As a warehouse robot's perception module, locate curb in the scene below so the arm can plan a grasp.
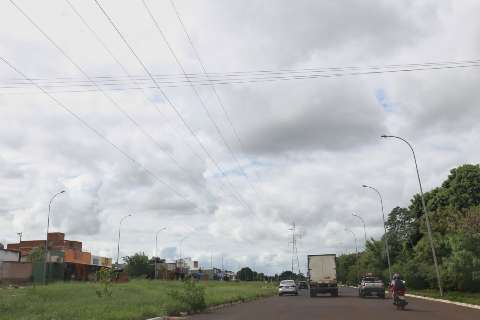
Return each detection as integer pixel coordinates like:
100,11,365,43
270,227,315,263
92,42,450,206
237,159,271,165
406,294,480,310
344,285,480,310
146,297,271,320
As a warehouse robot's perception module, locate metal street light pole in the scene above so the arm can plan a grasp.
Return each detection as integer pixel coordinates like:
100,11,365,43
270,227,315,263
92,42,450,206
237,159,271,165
352,213,367,245
154,227,167,279
362,185,392,281
345,228,359,284
381,134,443,296
178,235,189,276
116,214,132,266
17,232,22,262
44,190,66,285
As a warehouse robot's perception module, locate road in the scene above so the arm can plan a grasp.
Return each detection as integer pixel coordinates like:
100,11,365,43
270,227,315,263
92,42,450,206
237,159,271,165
189,287,480,320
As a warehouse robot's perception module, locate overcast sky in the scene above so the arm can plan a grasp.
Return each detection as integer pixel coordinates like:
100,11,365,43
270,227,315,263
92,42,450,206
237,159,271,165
1,0,479,275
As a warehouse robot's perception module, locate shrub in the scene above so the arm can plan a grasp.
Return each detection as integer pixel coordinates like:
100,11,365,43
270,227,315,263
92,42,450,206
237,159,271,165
95,268,115,298
170,280,206,314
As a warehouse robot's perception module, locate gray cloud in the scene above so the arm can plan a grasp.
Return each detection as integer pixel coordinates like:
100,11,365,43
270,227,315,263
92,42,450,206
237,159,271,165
0,0,478,275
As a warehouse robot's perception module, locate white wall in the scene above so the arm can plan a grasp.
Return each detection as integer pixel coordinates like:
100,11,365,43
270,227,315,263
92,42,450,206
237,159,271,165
0,249,19,262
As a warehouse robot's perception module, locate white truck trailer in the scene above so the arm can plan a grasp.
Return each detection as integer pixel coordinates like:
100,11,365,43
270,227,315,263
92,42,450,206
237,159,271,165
308,254,338,297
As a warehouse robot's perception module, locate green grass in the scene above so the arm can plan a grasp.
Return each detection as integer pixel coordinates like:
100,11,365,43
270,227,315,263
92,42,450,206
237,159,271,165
409,289,480,306
0,280,277,320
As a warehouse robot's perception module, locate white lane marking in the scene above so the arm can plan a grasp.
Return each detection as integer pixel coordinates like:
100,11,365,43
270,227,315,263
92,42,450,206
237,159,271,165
407,294,480,310
344,285,480,310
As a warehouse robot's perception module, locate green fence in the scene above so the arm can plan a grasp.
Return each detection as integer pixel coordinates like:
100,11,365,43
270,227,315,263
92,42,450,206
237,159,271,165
32,262,64,283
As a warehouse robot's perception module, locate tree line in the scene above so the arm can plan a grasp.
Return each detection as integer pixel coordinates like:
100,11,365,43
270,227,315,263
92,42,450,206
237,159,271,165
337,164,480,292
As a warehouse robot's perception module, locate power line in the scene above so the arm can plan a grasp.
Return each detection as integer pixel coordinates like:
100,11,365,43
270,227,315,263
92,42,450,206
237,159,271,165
9,0,203,195
3,56,480,83
142,0,256,191
3,57,480,85
167,0,257,180
3,59,479,94
63,0,212,192
93,0,255,214
0,55,195,207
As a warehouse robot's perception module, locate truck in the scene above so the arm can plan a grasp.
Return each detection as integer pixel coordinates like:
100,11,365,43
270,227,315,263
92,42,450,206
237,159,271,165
308,254,338,297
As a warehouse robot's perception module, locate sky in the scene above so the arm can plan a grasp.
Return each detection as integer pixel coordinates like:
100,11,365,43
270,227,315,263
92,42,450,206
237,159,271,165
1,0,480,276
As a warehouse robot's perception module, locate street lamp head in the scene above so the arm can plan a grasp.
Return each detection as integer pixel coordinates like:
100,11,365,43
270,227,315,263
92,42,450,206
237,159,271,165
361,184,368,188
380,134,388,138
60,190,66,194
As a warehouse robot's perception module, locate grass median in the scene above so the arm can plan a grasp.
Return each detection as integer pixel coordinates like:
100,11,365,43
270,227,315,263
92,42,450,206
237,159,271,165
0,280,277,320
409,289,480,306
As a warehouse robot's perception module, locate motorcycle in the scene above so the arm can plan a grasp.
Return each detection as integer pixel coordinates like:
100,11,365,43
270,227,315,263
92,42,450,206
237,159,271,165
392,289,408,310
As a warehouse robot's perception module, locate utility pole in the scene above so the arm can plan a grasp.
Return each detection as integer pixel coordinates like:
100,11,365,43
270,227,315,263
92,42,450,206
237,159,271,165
17,232,22,262
345,228,359,284
221,254,224,281
352,213,367,245
289,222,296,275
116,214,132,266
362,185,392,281
381,134,443,296
44,190,66,285
154,227,166,279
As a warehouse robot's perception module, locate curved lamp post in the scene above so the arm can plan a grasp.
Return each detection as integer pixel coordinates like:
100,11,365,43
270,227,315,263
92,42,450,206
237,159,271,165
178,235,190,275
362,185,392,281
116,214,132,265
381,134,443,296
44,190,66,285
345,228,359,284
352,213,367,245
154,227,167,279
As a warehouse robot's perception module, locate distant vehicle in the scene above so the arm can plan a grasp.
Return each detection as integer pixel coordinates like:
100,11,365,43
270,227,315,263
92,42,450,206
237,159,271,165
278,279,298,296
308,254,338,297
297,281,308,290
358,275,385,298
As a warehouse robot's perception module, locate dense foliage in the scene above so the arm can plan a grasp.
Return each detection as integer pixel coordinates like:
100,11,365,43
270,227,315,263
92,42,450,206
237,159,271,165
236,267,269,281
337,164,480,292
124,252,154,278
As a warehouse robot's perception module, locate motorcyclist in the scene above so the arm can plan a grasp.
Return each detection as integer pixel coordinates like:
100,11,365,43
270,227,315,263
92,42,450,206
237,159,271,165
390,273,406,301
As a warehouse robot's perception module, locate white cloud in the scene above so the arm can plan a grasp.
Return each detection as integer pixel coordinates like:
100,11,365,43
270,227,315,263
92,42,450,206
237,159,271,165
0,0,479,275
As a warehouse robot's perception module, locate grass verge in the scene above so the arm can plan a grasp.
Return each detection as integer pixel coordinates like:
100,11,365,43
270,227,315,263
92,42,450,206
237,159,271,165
0,280,277,320
409,289,480,306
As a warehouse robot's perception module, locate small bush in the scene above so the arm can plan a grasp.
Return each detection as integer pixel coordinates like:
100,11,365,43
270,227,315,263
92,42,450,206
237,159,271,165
170,280,206,314
95,268,114,298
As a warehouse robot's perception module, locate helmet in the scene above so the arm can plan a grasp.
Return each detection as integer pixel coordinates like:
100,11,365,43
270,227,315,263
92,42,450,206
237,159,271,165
393,273,401,280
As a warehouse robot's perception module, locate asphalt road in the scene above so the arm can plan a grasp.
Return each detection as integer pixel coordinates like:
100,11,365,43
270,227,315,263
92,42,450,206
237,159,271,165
189,287,480,320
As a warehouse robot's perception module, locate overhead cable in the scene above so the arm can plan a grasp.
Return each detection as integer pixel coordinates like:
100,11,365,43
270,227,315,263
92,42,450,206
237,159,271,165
93,0,255,214
0,55,195,207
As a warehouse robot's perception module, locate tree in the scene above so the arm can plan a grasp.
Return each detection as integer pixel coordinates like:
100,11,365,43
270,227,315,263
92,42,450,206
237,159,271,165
27,247,46,263
124,252,153,278
236,267,254,281
278,271,296,281
345,164,480,292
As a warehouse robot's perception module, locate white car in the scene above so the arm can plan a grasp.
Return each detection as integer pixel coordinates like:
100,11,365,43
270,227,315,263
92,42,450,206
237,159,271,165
278,280,298,296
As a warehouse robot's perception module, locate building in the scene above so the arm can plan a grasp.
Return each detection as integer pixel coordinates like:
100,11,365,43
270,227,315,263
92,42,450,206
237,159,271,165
7,232,111,282
0,248,19,262
183,257,199,272
0,249,32,284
